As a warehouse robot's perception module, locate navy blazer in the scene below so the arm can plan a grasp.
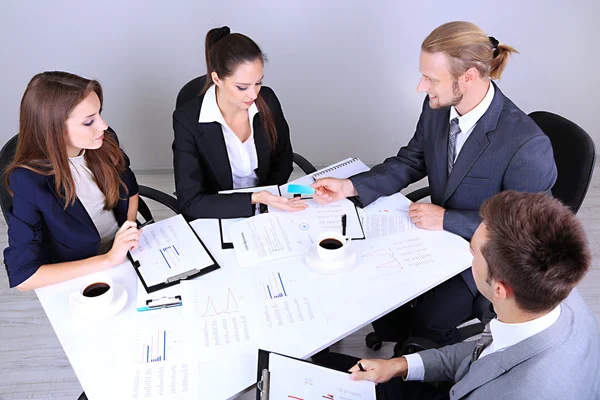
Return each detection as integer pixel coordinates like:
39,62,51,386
172,86,293,220
350,83,557,294
3,136,139,288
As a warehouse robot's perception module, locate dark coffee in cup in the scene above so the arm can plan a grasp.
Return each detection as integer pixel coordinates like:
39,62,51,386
83,282,111,297
319,238,343,250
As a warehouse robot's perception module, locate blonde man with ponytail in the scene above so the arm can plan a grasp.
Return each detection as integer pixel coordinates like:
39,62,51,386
312,22,557,350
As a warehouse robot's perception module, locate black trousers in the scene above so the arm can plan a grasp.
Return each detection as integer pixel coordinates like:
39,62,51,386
311,352,449,400
373,275,476,347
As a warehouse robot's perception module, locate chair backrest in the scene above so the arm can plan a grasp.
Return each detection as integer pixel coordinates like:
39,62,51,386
529,111,596,214
175,75,207,110
0,134,19,224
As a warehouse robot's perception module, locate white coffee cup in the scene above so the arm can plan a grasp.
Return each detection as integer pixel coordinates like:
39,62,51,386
316,231,351,262
69,276,114,311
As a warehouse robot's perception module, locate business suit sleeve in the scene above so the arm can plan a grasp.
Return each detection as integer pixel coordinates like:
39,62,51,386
417,341,476,383
3,170,49,288
172,109,254,220
502,134,557,194
350,100,429,207
443,134,557,240
264,88,293,185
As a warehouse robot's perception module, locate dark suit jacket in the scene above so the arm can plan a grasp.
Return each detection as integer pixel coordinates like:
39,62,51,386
350,83,557,294
3,133,138,288
172,86,293,220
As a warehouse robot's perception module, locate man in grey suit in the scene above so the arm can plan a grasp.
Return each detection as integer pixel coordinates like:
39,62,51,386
337,191,599,399
312,21,557,347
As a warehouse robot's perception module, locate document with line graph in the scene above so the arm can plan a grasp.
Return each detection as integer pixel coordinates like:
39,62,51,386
179,278,259,360
129,214,220,292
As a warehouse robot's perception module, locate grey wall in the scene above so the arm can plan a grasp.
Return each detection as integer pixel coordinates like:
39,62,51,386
1,0,598,170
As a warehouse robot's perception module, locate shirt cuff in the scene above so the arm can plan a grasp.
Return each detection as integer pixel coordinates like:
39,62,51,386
403,353,425,381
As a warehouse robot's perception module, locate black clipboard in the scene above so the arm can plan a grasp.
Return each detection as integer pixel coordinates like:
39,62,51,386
256,349,362,400
128,216,220,294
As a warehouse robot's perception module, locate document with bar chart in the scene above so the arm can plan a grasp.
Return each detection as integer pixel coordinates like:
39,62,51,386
267,352,375,400
251,267,326,342
116,324,199,399
130,214,218,289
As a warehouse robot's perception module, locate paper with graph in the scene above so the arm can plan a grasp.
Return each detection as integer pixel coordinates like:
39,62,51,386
251,267,326,331
268,353,376,400
353,230,472,283
179,279,259,361
116,323,199,399
130,214,215,287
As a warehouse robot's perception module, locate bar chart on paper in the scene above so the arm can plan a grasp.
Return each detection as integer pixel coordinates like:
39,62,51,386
118,324,197,400
159,245,181,269
137,327,181,364
262,271,289,300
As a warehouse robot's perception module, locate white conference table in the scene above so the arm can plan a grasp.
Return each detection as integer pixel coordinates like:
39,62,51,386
35,212,472,399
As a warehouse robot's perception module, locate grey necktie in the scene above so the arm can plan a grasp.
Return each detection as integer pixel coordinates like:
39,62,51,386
471,322,493,362
447,117,461,175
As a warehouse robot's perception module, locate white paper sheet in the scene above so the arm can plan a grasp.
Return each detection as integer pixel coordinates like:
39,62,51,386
353,230,472,283
270,199,364,239
268,353,376,400
116,323,199,400
218,185,280,196
364,191,413,212
179,279,258,360
359,210,417,238
229,213,318,267
130,215,215,287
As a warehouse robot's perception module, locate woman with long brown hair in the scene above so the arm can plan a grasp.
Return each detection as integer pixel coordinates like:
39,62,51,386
173,26,307,220
4,71,141,290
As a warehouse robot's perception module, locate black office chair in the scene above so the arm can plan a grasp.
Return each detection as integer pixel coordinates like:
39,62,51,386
176,75,317,175
367,111,597,355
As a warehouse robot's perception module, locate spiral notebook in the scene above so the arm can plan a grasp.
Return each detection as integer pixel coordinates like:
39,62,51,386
281,157,370,197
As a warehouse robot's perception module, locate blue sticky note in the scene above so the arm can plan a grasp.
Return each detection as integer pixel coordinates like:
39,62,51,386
287,184,315,195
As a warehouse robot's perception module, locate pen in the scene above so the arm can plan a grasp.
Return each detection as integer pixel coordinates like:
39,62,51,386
357,361,366,372
138,219,154,229
341,214,347,236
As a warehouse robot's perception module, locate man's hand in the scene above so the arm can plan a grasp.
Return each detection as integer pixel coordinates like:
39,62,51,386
408,203,445,230
348,358,408,383
311,178,358,205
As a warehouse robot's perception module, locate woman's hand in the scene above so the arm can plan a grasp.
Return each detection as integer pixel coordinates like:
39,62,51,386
105,221,142,266
252,190,308,212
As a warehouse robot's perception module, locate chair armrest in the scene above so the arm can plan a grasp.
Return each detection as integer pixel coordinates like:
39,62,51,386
406,186,431,203
400,336,442,355
138,185,180,214
293,152,317,174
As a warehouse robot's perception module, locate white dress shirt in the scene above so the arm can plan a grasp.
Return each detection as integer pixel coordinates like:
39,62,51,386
404,304,562,381
68,152,119,255
449,81,495,162
198,85,260,189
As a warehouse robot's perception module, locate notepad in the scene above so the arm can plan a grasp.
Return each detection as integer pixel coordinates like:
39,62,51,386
281,157,369,198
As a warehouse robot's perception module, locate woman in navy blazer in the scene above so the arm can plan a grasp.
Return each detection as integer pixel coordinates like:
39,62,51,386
173,26,307,220
4,72,141,290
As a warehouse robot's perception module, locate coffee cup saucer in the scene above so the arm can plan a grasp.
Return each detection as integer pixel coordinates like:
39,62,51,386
70,282,128,320
305,246,356,274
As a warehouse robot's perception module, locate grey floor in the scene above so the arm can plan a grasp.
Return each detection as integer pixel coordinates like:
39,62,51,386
1,169,599,400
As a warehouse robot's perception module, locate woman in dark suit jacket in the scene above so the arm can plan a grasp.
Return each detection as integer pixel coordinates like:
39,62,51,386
173,26,307,220
3,72,141,290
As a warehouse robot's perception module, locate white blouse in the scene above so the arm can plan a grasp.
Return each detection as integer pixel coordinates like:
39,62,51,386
69,152,119,254
199,85,260,189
